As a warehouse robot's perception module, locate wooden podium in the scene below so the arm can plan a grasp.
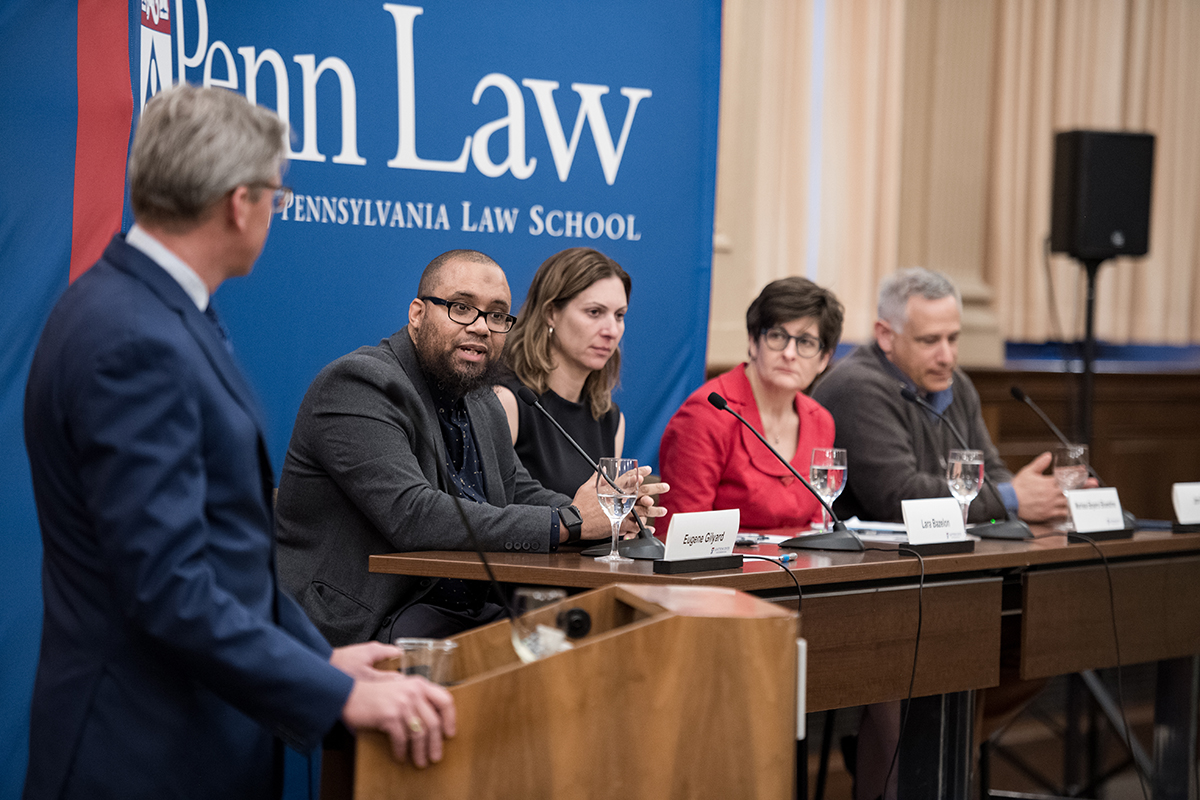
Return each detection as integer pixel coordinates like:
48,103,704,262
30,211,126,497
350,583,797,799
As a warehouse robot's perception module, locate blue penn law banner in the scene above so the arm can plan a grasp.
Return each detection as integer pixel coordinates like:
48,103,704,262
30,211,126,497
0,0,719,794
141,0,721,471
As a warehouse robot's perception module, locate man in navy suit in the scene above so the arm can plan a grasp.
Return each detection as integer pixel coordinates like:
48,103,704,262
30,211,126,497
22,84,455,799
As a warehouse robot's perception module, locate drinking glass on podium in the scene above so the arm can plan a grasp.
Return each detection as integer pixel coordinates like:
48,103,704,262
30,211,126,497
595,457,638,564
809,447,847,531
1053,443,1090,531
510,587,571,664
946,449,985,526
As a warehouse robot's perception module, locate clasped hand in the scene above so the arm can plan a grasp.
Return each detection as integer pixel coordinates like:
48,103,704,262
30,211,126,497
569,465,669,541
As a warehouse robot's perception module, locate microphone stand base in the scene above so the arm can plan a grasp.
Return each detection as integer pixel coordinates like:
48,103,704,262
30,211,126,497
779,529,865,552
580,534,665,560
971,519,1034,540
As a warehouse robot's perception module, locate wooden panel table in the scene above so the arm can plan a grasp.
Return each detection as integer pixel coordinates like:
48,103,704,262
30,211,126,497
370,530,1200,799
369,529,1200,590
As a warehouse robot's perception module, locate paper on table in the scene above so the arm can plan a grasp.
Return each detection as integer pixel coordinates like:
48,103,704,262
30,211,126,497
844,517,908,532
740,518,909,544
842,517,909,542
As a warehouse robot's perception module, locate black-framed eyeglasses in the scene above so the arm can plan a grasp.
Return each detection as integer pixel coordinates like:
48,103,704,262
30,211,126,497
247,182,293,213
421,296,516,333
761,327,822,357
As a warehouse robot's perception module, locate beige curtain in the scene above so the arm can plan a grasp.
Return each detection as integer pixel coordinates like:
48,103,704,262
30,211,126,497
710,0,904,364
711,0,1200,366
989,0,1200,343
709,0,817,366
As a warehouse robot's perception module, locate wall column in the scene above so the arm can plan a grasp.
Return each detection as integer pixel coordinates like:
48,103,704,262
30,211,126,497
896,0,1004,367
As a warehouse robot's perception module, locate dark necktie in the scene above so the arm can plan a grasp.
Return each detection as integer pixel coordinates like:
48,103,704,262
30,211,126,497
204,303,234,353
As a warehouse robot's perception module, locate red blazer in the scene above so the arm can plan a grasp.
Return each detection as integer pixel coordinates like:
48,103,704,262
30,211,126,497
657,364,836,534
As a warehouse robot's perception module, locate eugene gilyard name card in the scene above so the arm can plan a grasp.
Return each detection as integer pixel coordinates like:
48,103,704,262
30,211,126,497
662,509,740,561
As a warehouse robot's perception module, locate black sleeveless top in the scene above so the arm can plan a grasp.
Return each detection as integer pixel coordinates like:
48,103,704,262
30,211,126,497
502,376,621,497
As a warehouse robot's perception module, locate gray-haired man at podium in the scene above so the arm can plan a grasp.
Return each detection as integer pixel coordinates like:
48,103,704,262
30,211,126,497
22,84,454,799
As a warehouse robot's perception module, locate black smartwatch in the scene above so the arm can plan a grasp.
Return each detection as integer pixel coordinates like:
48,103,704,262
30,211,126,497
558,504,583,544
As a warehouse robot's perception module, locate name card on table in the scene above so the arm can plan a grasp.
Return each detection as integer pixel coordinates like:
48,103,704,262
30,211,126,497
1172,483,1200,524
901,497,966,544
662,509,739,561
1066,487,1126,533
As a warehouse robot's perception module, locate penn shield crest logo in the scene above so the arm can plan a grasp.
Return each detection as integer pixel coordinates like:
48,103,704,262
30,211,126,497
139,0,173,113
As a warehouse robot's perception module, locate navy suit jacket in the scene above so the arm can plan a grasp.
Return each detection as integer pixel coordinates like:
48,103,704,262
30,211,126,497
23,235,353,799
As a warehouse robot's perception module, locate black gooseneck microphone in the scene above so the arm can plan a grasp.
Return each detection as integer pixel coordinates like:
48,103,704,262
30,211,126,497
1010,385,1104,484
706,392,864,552
898,386,1033,540
515,386,665,560
1010,385,1137,529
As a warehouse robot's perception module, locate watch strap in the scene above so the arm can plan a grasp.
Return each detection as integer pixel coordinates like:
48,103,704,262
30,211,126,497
559,504,583,543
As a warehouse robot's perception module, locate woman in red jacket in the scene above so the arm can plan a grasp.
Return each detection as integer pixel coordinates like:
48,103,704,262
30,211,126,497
658,277,843,535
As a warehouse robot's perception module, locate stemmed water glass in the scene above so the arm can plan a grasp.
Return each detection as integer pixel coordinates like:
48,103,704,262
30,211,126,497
946,449,985,527
1053,443,1090,532
595,457,638,564
809,448,847,532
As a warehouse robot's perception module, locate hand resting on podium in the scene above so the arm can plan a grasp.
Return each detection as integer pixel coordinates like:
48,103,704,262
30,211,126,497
334,642,457,768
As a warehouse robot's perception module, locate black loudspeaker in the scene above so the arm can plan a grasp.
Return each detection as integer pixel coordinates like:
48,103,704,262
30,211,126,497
1049,130,1155,261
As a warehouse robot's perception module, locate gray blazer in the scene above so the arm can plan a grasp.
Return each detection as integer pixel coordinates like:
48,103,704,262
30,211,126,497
275,328,570,646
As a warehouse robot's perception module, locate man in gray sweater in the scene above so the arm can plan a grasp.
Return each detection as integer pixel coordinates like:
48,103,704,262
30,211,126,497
813,267,1067,800
812,267,1067,525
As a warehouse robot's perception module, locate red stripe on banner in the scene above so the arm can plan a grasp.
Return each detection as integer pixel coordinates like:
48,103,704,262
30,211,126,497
70,0,133,283
141,3,172,35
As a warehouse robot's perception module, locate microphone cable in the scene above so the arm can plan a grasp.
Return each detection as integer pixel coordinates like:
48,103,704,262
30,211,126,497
861,545,925,800
1066,531,1151,800
741,542,926,798
739,555,804,613
1041,234,1068,345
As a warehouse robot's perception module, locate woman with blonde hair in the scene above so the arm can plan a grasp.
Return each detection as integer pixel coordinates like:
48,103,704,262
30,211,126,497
495,247,630,496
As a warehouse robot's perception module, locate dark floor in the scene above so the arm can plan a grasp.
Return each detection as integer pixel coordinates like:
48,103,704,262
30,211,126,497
803,666,1174,800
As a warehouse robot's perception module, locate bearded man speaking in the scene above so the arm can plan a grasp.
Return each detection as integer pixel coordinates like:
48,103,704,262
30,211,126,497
275,250,663,644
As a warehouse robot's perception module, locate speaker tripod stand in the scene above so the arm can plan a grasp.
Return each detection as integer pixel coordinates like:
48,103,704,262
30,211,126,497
1074,256,1106,447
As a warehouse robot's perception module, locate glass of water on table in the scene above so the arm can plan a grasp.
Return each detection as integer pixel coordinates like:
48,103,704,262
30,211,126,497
1053,443,1090,531
595,457,639,563
809,447,847,532
946,449,985,526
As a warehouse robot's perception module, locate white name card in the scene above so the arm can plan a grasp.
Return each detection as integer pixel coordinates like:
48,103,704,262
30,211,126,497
1172,482,1200,524
901,497,966,544
1066,487,1126,533
662,509,739,561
